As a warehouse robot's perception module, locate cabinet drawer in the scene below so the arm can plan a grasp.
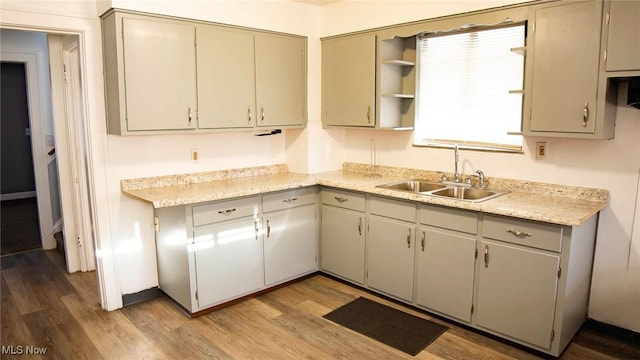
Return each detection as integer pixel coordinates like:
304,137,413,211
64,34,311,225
320,188,365,212
192,196,259,227
369,196,416,223
263,187,315,213
420,205,478,234
482,215,562,252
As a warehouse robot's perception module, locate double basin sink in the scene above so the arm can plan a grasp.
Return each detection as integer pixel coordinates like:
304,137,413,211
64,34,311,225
376,179,509,203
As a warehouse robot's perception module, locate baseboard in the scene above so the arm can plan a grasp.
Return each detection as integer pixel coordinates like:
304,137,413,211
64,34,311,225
584,319,640,348
122,287,163,307
1,191,37,201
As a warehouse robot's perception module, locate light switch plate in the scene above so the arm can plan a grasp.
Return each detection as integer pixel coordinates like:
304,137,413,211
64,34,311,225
191,149,199,163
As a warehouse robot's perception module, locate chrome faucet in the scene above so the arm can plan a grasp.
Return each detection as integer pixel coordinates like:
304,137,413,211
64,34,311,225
454,144,460,183
476,170,485,189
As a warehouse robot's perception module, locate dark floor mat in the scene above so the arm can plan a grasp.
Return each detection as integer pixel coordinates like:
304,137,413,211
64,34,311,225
323,297,448,356
1,198,41,255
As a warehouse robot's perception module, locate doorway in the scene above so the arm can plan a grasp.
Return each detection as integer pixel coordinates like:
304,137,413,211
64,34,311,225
0,61,42,255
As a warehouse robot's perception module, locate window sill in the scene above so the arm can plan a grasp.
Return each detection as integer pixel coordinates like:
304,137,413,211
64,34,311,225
413,140,524,154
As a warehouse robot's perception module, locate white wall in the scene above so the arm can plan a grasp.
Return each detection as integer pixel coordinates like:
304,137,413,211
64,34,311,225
317,0,640,333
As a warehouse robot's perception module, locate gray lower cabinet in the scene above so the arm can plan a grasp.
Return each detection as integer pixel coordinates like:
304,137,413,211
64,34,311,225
154,188,317,314
262,188,317,286
192,217,264,309
476,239,559,349
317,187,598,356
415,205,478,323
476,214,598,355
320,188,366,284
367,196,417,302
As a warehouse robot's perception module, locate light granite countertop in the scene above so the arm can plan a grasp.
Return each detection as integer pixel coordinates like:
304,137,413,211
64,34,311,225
122,163,608,227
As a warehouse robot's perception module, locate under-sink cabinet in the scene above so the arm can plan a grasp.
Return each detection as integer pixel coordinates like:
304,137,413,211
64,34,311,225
415,205,478,323
367,196,417,302
320,188,366,284
153,188,317,314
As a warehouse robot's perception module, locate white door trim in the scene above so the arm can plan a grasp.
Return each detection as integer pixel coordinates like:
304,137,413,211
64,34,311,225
1,7,123,311
1,50,56,250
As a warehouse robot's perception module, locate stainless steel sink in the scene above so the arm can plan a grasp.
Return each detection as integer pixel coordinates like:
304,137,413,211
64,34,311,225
430,187,508,202
377,179,508,202
376,180,446,193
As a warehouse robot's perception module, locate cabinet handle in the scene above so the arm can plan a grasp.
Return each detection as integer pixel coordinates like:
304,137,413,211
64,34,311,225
282,197,298,203
248,107,252,125
506,229,532,237
254,220,258,240
421,231,426,252
261,107,265,123
484,245,489,268
366,106,371,123
358,217,362,236
218,208,236,215
188,106,193,126
267,220,271,238
407,228,411,248
582,102,589,127
334,196,348,203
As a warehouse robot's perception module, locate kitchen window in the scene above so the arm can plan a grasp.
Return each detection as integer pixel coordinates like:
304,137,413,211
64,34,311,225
414,23,525,152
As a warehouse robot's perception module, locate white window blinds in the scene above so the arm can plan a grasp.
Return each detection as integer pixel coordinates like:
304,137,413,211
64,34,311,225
415,24,525,151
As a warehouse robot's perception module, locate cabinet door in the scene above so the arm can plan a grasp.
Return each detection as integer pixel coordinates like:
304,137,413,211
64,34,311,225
367,216,415,301
606,0,640,72
192,218,263,309
122,17,197,131
322,34,376,127
264,204,317,286
415,228,476,323
255,34,306,127
196,26,256,129
529,1,602,134
476,240,560,349
320,205,365,284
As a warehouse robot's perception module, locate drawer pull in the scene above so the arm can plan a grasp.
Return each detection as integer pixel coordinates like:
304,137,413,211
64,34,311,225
282,197,298,203
407,228,411,248
507,229,533,237
421,231,426,252
218,208,236,216
334,196,348,203
484,245,489,268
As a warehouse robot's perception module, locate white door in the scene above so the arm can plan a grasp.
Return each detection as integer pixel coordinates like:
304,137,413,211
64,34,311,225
0,49,56,250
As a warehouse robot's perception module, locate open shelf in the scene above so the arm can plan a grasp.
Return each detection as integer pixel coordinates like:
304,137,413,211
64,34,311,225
383,59,415,66
382,93,415,99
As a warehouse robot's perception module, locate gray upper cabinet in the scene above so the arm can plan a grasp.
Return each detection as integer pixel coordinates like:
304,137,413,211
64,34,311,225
102,13,198,133
196,26,256,129
101,9,307,135
524,0,616,139
255,34,306,127
604,0,640,74
322,33,376,127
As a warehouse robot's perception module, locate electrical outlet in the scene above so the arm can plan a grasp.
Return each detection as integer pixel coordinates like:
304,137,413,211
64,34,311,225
536,142,547,159
191,149,199,163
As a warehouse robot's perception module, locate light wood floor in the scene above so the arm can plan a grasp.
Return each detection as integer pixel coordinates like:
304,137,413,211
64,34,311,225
2,250,639,360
